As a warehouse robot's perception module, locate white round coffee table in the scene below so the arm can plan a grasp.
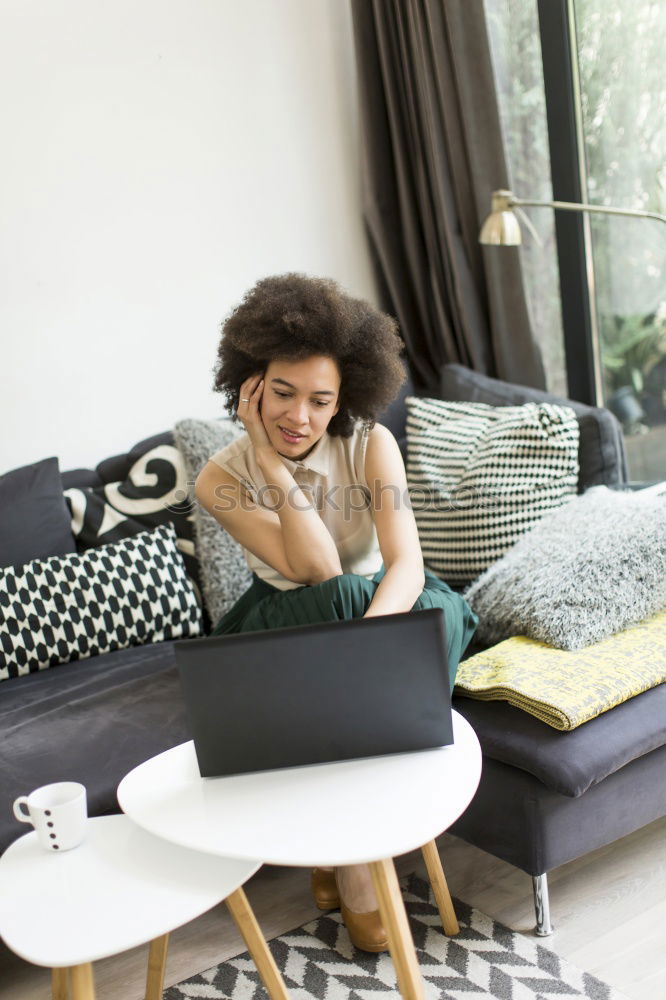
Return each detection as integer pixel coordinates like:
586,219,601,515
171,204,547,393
118,710,481,1000
0,815,288,1000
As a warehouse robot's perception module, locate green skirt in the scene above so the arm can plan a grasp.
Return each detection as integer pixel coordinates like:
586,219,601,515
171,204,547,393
211,566,478,692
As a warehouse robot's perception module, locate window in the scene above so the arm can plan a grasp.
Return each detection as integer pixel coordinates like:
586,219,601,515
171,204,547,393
485,0,665,481
575,0,666,480
484,0,567,396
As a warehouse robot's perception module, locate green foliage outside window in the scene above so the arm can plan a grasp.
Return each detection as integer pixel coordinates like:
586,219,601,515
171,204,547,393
602,311,666,398
577,0,665,434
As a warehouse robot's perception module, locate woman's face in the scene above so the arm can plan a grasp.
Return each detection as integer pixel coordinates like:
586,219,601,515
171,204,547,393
259,355,341,460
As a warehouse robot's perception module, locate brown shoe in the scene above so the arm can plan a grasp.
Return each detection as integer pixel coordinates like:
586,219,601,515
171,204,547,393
311,868,340,910
340,902,389,953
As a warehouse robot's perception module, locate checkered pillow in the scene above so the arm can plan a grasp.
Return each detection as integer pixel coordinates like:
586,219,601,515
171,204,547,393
0,524,203,681
406,398,579,586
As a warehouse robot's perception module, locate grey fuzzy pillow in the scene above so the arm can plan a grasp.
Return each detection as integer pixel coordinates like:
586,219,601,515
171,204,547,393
173,418,252,629
464,486,666,650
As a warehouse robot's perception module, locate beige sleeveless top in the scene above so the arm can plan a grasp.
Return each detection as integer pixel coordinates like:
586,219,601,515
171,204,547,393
209,423,383,591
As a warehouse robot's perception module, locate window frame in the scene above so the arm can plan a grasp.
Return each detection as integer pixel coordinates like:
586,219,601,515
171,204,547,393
536,0,603,406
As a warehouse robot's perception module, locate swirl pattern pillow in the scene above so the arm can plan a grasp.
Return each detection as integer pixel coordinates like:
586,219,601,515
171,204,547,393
0,524,203,681
63,434,202,604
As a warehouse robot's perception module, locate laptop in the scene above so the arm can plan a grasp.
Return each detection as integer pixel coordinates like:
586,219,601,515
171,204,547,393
175,607,453,777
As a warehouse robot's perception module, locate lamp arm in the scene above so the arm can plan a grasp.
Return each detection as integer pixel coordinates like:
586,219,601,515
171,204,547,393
510,195,666,226
513,206,543,247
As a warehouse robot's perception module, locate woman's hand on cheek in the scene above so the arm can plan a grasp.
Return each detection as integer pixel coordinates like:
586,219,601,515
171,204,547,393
237,375,274,454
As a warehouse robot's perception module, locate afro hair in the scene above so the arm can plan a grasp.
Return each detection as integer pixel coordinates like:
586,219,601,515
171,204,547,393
213,273,406,437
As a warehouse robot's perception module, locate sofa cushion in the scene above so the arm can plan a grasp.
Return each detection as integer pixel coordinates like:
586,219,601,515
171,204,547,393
453,681,666,797
440,363,628,490
0,642,190,852
465,486,666,649
0,457,76,569
406,396,579,585
0,525,203,681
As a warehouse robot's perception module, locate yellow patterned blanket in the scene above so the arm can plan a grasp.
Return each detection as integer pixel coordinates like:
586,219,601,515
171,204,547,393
455,609,666,730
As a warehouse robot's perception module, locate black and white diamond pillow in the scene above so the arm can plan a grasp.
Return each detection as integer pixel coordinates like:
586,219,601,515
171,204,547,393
0,523,203,682
406,397,579,586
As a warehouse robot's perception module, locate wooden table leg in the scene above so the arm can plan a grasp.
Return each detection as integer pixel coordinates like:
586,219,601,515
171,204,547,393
225,887,290,1000
52,967,70,1000
145,933,170,1000
421,840,459,936
69,964,95,1000
369,858,425,1000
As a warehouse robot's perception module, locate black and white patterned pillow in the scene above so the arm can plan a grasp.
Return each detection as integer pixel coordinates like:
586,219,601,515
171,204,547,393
406,397,579,586
0,524,203,682
63,437,201,604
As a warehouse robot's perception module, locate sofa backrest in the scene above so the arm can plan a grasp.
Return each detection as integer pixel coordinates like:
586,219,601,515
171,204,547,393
377,367,416,458
66,366,626,494
439,364,628,491
378,362,628,492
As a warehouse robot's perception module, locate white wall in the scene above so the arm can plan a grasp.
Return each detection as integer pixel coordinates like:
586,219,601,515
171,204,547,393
0,0,376,474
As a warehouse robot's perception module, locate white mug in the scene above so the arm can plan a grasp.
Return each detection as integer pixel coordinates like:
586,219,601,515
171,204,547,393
13,782,87,852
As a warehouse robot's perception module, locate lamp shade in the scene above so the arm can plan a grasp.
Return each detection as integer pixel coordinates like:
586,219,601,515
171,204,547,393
479,210,522,245
479,190,522,245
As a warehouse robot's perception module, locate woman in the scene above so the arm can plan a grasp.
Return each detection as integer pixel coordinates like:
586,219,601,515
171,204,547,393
196,273,477,953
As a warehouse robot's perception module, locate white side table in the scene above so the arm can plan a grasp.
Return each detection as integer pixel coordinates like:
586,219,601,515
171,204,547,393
118,710,482,1000
0,814,289,1000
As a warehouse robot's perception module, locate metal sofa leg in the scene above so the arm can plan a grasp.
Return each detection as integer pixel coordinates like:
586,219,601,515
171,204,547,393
532,874,554,936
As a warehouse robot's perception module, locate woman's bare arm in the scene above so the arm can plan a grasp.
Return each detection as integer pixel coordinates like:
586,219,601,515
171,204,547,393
195,459,342,586
362,423,425,617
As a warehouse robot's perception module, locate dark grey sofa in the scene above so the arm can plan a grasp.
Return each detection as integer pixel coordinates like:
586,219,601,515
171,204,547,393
381,363,666,934
2,363,664,938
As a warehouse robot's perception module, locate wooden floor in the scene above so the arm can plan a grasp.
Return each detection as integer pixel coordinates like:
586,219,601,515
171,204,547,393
2,817,665,1000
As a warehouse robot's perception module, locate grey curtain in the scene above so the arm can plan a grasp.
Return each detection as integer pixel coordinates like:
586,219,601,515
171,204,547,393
351,0,546,391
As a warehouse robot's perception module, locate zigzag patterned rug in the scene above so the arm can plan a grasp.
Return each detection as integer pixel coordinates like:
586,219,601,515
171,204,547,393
165,873,628,1000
